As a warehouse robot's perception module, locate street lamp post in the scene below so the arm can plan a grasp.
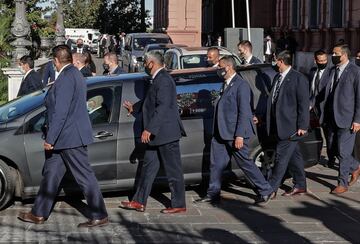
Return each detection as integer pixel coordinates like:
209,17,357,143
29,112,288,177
10,0,32,65
55,0,66,46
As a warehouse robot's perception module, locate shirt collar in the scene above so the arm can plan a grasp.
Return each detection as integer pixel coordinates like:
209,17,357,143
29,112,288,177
110,65,119,74
280,66,291,78
57,63,71,77
152,67,164,79
225,72,236,85
245,55,253,64
23,69,33,80
338,60,349,72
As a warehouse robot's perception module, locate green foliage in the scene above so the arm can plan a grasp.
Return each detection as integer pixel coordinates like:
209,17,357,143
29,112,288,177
63,0,104,29
0,56,10,103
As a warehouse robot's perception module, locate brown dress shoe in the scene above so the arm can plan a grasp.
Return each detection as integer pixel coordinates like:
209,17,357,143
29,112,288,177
77,217,109,228
160,208,186,214
349,166,360,186
119,200,145,212
18,212,45,224
331,185,348,194
281,188,306,197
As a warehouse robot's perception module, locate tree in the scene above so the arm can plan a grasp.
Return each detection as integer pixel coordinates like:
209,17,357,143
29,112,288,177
96,0,150,34
63,0,104,28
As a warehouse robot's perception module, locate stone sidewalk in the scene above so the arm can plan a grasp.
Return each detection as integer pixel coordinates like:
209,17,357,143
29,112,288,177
0,162,359,244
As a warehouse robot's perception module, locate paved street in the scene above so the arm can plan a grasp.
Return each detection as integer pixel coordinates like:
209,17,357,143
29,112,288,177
0,156,359,244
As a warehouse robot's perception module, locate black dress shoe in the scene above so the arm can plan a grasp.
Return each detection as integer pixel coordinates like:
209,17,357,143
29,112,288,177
254,192,275,206
193,195,220,204
281,188,306,196
77,217,109,228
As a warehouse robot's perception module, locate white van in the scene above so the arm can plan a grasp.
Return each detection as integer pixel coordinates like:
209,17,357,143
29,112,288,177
65,28,101,47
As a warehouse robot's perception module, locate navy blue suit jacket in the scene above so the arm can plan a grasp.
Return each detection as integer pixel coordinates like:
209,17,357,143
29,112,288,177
215,74,255,140
266,68,310,140
112,66,126,75
80,66,93,77
45,64,93,150
249,56,262,64
320,62,360,128
42,61,56,86
308,66,330,116
17,70,44,97
142,68,186,146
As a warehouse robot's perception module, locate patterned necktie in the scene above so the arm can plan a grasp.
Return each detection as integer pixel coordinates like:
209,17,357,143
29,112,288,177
272,75,282,104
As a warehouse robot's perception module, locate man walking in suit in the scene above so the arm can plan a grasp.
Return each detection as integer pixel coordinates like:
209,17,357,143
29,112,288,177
17,55,44,97
72,38,89,54
267,51,310,197
65,35,72,50
18,45,108,227
308,50,334,167
194,56,274,205
120,51,187,214
102,53,126,75
264,35,276,64
73,53,93,77
320,43,360,194
238,40,262,65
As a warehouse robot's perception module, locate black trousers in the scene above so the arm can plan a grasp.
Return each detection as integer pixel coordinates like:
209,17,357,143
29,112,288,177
207,136,273,198
132,140,186,208
268,139,307,192
31,147,108,220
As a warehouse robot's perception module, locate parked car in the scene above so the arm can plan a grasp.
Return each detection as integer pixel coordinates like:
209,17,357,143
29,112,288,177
121,33,173,73
136,43,188,72
164,46,242,70
0,64,322,209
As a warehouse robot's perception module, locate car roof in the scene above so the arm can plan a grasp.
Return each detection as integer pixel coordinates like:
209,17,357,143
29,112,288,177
127,33,171,39
166,46,235,56
146,43,187,49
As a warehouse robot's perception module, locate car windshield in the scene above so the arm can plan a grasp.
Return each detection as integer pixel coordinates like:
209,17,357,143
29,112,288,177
0,89,46,124
133,38,171,51
181,54,208,69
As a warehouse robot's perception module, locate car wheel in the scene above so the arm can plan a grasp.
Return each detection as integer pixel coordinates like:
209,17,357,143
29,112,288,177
253,147,276,179
0,160,16,210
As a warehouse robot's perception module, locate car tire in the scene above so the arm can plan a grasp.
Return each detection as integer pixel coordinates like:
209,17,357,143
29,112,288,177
253,147,276,179
0,160,16,210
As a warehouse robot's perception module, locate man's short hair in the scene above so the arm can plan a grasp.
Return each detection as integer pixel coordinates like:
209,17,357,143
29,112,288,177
334,43,351,57
104,52,118,64
207,47,220,55
276,50,292,65
237,40,253,52
314,49,327,58
144,50,164,65
52,45,73,64
19,55,34,69
220,55,236,69
72,53,87,65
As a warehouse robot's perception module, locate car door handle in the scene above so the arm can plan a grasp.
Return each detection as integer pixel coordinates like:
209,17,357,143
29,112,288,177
94,131,113,139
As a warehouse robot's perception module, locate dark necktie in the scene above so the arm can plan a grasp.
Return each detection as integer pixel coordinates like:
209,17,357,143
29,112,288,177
272,75,282,104
330,67,340,92
311,70,321,98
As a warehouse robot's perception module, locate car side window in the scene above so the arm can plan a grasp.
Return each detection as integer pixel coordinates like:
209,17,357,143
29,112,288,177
24,110,46,134
87,87,113,125
174,73,223,119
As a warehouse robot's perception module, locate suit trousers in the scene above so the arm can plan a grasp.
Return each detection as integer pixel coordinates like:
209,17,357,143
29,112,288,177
207,136,273,198
322,121,338,163
132,140,186,208
269,139,307,192
31,147,108,220
327,127,360,186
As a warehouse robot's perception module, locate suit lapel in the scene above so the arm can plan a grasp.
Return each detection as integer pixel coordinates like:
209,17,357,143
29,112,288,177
221,75,237,98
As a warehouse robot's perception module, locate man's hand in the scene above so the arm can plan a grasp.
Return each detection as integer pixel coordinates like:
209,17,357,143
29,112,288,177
141,130,152,144
44,142,54,150
253,116,259,125
234,137,244,150
351,122,360,133
123,100,134,116
297,129,307,136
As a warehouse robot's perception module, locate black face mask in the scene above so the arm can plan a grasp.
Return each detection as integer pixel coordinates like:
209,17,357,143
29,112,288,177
331,55,341,65
207,60,214,67
77,44,83,48
216,67,227,78
103,63,110,71
316,62,327,70
271,62,280,72
355,59,360,67
144,63,152,76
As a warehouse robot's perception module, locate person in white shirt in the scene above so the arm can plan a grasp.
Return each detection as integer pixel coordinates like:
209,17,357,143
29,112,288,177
238,40,262,65
264,35,276,64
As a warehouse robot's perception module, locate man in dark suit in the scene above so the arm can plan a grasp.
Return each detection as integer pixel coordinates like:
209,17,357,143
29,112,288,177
320,43,360,194
194,56,274,205
73,53,93,77
18,45,108,227
17,55,44,97
120,51,187,214
308,50,334,167
238,40,262,65
72,38,89,54
65,35,72,50
102,52,126,75
266,50,310,197
264,35,276,64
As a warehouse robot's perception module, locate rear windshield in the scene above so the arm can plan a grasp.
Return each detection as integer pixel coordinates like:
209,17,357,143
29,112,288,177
0,89,46,124
181,55,208,69
133,38,171,51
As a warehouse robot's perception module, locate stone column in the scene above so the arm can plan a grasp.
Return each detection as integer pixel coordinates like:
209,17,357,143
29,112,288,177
55,0,66,45
10,0,32,64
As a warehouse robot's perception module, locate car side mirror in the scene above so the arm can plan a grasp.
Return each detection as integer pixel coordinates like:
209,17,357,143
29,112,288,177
136,57,143,62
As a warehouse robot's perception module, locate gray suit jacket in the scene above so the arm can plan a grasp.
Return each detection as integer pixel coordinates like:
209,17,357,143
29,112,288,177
215,74,255,140
320,63,360,128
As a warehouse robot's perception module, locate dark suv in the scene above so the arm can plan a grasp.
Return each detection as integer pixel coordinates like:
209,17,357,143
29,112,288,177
0,64,323,209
